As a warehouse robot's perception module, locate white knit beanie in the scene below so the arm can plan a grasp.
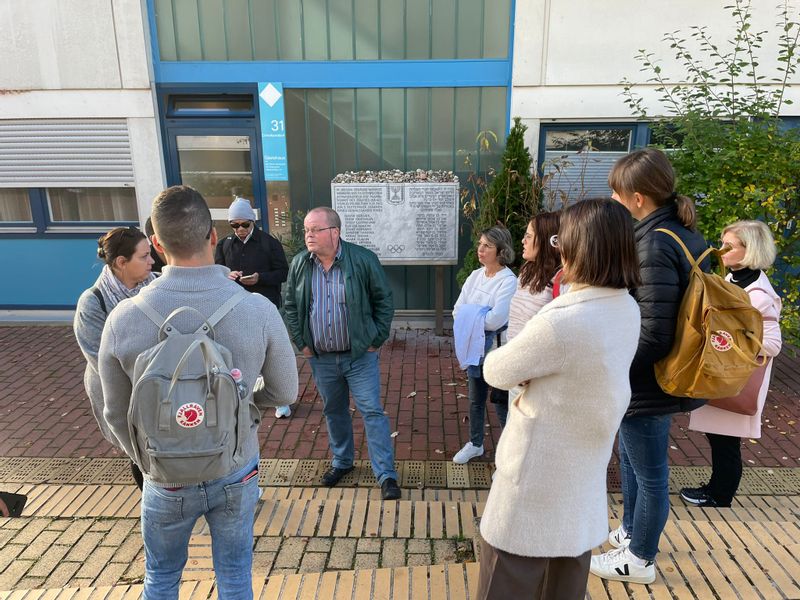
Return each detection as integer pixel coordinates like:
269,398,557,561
228,197,256,222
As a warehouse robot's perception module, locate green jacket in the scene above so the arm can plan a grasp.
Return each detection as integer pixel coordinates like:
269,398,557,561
283,240,394,359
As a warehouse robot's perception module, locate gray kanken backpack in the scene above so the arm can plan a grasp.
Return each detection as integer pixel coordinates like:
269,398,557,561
128,291,252,484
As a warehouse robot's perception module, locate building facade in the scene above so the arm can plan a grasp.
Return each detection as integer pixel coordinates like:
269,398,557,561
1,0,795,311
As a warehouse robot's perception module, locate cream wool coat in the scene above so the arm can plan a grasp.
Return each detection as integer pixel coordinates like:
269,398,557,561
689,271,782,439
481,286,640,558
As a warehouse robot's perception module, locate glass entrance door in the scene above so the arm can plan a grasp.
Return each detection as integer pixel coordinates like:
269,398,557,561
166,128,264,240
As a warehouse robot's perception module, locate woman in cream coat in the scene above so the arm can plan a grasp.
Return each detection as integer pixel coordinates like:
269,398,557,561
477,199,642,600
682,220,782,507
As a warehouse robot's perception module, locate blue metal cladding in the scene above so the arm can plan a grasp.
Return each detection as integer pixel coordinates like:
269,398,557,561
0,238,101,307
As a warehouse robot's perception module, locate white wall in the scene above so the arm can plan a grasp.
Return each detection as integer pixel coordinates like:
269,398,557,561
0,0,165,222
512,0,800,154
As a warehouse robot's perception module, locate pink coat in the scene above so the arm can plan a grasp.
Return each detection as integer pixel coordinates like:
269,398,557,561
689,271,782,439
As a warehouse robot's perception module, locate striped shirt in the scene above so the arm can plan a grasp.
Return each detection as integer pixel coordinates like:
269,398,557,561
309,245,350,352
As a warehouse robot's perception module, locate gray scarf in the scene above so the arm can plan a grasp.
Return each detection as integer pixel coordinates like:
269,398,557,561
97,264,157,311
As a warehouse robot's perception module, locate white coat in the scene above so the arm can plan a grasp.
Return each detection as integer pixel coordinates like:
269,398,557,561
480,286,641,557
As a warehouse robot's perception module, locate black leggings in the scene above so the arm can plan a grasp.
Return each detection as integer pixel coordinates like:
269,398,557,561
706,433,742,506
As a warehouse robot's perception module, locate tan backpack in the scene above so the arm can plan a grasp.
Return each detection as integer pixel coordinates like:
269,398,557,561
654,228,765,400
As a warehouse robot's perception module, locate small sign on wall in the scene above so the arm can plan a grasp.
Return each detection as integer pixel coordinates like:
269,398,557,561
258,82,288,181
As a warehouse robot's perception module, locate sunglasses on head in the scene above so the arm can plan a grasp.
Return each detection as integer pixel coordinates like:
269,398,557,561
230,221,251,230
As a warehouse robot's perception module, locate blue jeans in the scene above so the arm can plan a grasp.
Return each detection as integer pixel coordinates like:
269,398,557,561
468,370,508,447
140,459,260,600
309,351,398,484
618,414,672,562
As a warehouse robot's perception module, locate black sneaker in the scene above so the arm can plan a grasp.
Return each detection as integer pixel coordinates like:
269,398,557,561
381,478,401,500
321,466,354,487
680,485,722,507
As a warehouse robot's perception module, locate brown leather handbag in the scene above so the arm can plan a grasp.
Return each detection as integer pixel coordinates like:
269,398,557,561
707,362,768,416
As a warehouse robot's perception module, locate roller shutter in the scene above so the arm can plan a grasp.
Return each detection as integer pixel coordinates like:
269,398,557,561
0,119,134,187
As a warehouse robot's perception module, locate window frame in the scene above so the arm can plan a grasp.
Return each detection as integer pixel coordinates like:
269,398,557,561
0,187,140,238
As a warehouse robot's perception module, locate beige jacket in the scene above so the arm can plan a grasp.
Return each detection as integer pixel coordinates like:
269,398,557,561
480,286,640,557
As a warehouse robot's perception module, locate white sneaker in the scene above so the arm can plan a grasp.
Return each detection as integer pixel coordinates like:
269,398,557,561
452,442,484,464
608,525,631,549
275,405,292,418
590,547,655,584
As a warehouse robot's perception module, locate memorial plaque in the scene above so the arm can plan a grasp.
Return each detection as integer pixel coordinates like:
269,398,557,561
331,181,459,265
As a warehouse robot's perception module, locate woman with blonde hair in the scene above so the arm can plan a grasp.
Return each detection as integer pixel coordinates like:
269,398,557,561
681,220,782,507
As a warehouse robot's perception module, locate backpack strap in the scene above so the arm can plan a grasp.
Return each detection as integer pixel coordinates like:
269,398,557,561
201,289,250,333
91,287,107,315
655,228,722,276
131,295,166,328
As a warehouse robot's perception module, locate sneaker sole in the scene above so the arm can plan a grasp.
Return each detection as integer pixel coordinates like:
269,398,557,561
680,492,704,505
590,569,655,585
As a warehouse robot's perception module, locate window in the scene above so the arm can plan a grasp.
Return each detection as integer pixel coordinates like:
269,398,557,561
48,188,138,223
0,188,139,234
169,95,255,116
540,126,636,209
0,189,33,223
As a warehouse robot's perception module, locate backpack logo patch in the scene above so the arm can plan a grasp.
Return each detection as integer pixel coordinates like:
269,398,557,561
710,330,734,352
176,403,205,428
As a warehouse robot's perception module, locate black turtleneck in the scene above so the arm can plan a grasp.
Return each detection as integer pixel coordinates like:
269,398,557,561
729,267,759,289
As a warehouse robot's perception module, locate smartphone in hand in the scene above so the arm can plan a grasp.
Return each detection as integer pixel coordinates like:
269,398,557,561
0,492,27,517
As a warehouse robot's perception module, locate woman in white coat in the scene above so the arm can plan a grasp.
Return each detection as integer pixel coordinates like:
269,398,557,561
681,220,782,507
476,199,642,600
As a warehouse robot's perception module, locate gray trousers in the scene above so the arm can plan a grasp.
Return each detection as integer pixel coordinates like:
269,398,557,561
476,538,592,600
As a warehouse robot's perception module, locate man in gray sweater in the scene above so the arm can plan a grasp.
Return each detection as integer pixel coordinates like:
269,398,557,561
98,186,298,600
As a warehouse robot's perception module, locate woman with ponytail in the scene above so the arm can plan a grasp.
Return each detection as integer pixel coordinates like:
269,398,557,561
74,226,156,489
590,148,709,585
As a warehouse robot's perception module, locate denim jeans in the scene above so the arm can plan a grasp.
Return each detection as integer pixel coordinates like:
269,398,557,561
309,350,398,484
618,414,672,561
140,459,260,600
468,370,508,447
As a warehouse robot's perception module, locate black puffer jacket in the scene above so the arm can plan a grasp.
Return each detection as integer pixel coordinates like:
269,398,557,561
627,204,709,418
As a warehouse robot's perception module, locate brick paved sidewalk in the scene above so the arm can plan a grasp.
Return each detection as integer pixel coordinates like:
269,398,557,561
0,326,797,467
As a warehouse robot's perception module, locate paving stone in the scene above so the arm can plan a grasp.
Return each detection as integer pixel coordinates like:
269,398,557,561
12,519,51,545
43,561,81,588
253,551,276,575
101,519,137,546
432,539,457,563
299,552,328,573
356,538,381,553
0,529,14,549
381,538,406,567
273,538,306,569
269,568,298,576
59,519,94,545
0,542,24,572
89,521,114,532
123,554,145,580
327,538,356,570
75,545,115,578
305,537,332,553
354,553,380,569
406,553,432,567
94,561,128,586
18,530,61,560
407,539,431,554
254,537,281,552
27,544,71,577
16,576,46,589
64,531,104,562
114,533,143,563
47,520,71,531
0,558,34,589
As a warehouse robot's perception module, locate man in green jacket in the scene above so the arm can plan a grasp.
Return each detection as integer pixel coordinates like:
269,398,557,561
284,207,400,500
